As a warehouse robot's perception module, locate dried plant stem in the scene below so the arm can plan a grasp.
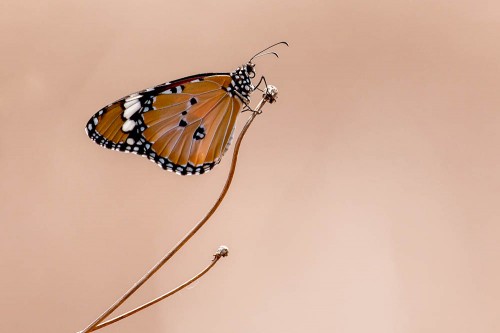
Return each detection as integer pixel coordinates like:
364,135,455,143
91,261,218,332
79,96,270,333
90,248,228,332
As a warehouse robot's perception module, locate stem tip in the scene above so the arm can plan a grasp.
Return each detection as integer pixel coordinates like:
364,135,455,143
214,245,229,259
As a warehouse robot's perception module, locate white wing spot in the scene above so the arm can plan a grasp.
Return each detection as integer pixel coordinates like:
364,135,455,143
123,101,141,119
122,119,136,132
125,94,142,102
124,99,139,109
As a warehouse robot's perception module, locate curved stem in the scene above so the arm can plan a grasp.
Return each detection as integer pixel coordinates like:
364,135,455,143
90,250,226,332
79,101,266,333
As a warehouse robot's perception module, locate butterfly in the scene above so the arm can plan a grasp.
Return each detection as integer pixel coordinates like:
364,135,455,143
85,42,287,175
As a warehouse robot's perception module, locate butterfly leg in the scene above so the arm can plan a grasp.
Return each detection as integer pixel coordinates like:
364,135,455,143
241,76,270,114
241,100,267,115
241,93,266,114
242,103,263,114
252,75,268,92
242,77,278,114
242,104,259,113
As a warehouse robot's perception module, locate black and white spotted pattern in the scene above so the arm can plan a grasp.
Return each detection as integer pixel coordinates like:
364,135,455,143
227,67,254,102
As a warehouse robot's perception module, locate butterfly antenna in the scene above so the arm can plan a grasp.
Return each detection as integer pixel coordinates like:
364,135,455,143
251,51,279,61
249,41,289,62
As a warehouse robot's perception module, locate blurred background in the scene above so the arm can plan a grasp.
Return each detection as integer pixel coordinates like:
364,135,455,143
1,1,500,332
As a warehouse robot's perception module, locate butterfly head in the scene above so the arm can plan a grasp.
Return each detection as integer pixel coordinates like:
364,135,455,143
245,62,256,78
229,41,288,103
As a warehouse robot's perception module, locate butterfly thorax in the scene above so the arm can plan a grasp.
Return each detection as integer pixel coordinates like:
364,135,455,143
228,67,254,103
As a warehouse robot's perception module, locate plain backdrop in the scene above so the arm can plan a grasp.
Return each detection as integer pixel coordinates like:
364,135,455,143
1,1,500,332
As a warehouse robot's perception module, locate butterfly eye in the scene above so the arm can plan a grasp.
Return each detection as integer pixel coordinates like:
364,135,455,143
246,63,255,75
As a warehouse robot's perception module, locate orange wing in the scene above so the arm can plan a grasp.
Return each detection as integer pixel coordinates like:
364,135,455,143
85,74,244,175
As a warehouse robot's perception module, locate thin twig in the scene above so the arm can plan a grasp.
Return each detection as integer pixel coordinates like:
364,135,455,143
79,93,273,333
89,246,229,332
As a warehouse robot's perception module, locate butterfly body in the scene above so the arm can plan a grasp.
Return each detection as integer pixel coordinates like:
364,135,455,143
85,41,287,175
86,66,255,175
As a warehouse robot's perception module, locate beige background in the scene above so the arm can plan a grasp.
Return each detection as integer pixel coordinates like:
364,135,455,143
1,1,500,332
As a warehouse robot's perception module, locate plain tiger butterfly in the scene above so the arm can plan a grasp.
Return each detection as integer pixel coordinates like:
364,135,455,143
85,42,287,176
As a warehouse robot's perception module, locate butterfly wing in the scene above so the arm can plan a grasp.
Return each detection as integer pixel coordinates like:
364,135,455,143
86,73,244,175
